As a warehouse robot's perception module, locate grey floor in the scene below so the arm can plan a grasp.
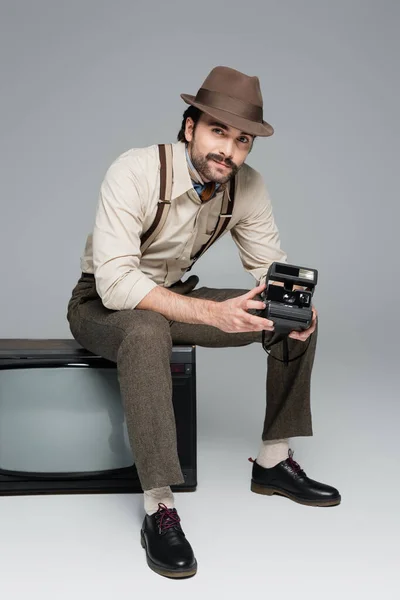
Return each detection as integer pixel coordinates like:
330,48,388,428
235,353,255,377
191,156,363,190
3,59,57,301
0,345,398,600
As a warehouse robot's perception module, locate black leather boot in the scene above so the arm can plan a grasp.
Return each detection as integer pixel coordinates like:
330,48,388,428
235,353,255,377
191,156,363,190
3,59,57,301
141,503,197,578
250,449,341,507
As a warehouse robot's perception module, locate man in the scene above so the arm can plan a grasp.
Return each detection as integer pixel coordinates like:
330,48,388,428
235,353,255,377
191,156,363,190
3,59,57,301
67,66,340,579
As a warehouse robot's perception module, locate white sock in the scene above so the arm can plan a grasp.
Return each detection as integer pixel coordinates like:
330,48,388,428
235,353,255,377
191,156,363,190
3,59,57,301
144,486,175,516
256,438,289,469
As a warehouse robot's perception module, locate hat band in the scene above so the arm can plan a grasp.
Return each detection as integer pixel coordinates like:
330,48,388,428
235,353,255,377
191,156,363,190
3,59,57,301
195,88,263,123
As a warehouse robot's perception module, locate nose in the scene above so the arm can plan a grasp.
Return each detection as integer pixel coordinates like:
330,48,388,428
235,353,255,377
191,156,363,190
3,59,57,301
218,137,234,160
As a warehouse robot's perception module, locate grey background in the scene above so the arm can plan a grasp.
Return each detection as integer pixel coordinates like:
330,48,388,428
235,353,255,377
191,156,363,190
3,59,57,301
0,1,399,598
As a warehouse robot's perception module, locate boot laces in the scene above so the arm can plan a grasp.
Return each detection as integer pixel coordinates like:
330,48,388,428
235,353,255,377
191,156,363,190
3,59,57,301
154,503,181,534
286,449,306,475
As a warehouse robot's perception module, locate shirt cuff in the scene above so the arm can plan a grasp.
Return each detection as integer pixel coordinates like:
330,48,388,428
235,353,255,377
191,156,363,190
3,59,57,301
123,275,158,309
97,271,158,310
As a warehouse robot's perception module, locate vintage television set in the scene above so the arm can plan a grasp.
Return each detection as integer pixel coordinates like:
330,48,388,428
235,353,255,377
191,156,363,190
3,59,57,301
0,339,197,496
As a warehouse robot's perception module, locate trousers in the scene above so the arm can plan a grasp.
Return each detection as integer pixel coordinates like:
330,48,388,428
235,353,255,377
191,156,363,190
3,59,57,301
66,273,317,490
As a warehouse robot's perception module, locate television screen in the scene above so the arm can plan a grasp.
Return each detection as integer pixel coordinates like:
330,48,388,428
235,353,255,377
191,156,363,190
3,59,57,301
0,365,134,473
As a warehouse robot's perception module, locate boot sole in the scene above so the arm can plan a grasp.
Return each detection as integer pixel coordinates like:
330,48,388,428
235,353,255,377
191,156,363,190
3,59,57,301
140,531,197,578
250,481,341,507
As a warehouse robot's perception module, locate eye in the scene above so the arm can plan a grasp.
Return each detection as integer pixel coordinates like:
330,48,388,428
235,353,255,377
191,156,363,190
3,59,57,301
238,136,250,144
212,128,224,135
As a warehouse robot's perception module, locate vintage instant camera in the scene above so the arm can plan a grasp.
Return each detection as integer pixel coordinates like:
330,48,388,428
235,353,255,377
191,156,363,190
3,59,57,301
260,262,318,334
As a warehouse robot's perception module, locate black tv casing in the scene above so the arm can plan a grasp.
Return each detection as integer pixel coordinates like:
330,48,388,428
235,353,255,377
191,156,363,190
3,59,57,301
0,339,197,496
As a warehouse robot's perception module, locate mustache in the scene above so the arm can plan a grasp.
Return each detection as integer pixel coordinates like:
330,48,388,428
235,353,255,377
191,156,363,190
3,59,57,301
207,153,237,169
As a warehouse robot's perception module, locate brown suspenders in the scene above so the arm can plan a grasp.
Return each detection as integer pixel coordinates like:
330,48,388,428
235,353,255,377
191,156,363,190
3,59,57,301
140,144,173,253
140,144,236,267
187,174,235,271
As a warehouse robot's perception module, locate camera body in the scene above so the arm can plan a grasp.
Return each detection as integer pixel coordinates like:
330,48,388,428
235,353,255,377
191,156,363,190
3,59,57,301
260,262,318,334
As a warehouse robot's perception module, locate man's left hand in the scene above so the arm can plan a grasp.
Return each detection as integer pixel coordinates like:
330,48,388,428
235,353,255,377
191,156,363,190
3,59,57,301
288,306,318,342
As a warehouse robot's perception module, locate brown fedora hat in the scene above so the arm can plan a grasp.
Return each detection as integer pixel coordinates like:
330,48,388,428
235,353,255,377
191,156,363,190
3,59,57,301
181,66,274,137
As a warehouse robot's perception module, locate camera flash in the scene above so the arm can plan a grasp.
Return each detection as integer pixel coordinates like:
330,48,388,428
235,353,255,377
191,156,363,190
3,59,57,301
299,269,315,280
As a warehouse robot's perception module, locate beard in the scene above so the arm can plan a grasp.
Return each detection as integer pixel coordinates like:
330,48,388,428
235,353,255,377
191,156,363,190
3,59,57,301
189,142,240,184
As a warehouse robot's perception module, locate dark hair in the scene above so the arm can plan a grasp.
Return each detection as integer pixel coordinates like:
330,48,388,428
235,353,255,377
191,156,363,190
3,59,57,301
177,106,202,142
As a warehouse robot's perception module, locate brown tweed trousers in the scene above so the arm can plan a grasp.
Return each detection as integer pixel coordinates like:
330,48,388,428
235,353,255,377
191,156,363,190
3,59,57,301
66,273,317,491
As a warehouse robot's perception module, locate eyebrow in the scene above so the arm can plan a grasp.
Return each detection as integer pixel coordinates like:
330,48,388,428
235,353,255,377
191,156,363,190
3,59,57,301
208,121,253,138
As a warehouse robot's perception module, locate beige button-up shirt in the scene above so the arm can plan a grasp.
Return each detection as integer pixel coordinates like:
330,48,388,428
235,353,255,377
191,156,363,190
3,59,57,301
81,140,287,310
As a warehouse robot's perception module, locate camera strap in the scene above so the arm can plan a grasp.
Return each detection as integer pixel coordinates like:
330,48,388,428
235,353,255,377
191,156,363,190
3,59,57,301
261,331,313,366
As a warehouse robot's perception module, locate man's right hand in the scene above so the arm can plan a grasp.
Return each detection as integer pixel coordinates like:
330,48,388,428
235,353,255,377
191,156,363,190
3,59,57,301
210,282,275,333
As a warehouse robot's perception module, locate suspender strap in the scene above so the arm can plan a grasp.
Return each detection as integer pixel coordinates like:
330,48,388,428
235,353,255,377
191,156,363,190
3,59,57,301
140,146,235,263
140,144,173,253
187,176,236,271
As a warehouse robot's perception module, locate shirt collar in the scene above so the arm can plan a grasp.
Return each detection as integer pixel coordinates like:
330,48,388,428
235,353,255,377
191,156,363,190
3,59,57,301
171,141,195,199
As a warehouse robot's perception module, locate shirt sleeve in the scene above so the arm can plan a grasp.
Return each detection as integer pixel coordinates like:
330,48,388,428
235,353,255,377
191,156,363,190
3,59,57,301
230,169,288,285
92,157,158,310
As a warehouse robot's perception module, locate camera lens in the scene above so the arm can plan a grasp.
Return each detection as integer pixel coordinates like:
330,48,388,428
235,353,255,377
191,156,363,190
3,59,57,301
299,293,310,305
283,293,296,304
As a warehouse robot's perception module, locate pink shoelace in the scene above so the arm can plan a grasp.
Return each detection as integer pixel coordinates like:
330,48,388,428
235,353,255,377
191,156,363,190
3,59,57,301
155,503,181,534
286,449,305,475
248,449,306,475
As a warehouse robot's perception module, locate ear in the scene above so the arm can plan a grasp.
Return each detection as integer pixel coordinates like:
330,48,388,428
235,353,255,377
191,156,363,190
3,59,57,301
185,117,195,143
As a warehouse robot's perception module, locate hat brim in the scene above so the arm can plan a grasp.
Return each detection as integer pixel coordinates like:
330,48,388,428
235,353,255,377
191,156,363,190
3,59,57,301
180,93,274,137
